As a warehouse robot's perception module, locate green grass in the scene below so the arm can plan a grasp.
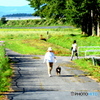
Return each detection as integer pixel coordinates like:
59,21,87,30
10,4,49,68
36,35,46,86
0,45,13,96
0,28,80,56
74,58,100,82
0,28,100,56
48,34,100,56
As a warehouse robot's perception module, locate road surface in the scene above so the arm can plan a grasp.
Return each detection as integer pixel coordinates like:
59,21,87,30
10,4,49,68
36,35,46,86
0,26,74,29
5,49,100,100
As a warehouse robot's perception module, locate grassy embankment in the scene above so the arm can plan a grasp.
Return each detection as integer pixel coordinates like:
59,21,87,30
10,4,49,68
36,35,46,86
0,42,13,99
0,19,69,27
0,28,99,85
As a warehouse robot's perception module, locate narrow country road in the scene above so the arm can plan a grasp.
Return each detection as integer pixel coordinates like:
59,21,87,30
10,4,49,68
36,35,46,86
6,49,100,100
0,26,74,29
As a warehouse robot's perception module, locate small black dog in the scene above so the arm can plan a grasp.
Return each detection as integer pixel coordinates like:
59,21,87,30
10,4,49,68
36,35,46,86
56,66,61,75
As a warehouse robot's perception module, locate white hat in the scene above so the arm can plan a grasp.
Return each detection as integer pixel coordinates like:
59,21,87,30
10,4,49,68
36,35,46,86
47,47,53,51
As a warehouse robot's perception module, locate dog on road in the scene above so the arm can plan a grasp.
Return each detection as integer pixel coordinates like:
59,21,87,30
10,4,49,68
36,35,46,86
56,66,61,75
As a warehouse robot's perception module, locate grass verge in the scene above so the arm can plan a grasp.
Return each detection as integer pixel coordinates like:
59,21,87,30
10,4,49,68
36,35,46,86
0,45,13,99
67,58,100,82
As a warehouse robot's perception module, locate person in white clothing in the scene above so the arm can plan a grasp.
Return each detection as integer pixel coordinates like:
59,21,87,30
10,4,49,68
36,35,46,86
71,40,78,60
43,47,57,77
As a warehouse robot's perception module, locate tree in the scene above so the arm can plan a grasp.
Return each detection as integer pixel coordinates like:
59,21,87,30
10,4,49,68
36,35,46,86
27,0,100,36
1,17,7,24
27,0,66,20
65,0,100,36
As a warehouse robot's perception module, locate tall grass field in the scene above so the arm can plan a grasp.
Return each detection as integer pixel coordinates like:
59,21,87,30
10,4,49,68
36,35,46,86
0,28,100,99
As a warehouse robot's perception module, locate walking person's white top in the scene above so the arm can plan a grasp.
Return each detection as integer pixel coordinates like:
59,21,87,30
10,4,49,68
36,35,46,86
44,52,56,63
72,43,77,51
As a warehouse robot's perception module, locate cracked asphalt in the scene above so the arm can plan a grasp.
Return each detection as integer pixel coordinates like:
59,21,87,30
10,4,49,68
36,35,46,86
5,49,100,100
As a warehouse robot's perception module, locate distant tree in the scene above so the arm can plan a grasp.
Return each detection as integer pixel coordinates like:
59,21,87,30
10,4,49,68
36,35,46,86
1,17,7,24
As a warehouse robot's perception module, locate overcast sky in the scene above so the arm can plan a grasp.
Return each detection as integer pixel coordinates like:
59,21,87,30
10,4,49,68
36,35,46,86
0,0,29,6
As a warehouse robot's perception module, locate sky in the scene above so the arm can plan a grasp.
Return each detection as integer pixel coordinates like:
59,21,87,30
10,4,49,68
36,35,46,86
0,0,29,6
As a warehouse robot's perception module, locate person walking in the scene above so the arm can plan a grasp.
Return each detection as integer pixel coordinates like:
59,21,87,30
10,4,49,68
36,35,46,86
43,47,57,77
71,40,78,60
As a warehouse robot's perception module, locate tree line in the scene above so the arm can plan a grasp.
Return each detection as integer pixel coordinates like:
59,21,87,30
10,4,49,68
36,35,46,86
27,0,100,36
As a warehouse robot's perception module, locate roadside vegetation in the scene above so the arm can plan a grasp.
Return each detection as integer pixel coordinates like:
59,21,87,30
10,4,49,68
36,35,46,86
0,43,13,99
66,58,100,82
74,59,100,82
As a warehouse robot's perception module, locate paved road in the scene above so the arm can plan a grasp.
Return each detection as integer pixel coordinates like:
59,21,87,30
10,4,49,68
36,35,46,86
0,26,74,29
5,49,100,100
